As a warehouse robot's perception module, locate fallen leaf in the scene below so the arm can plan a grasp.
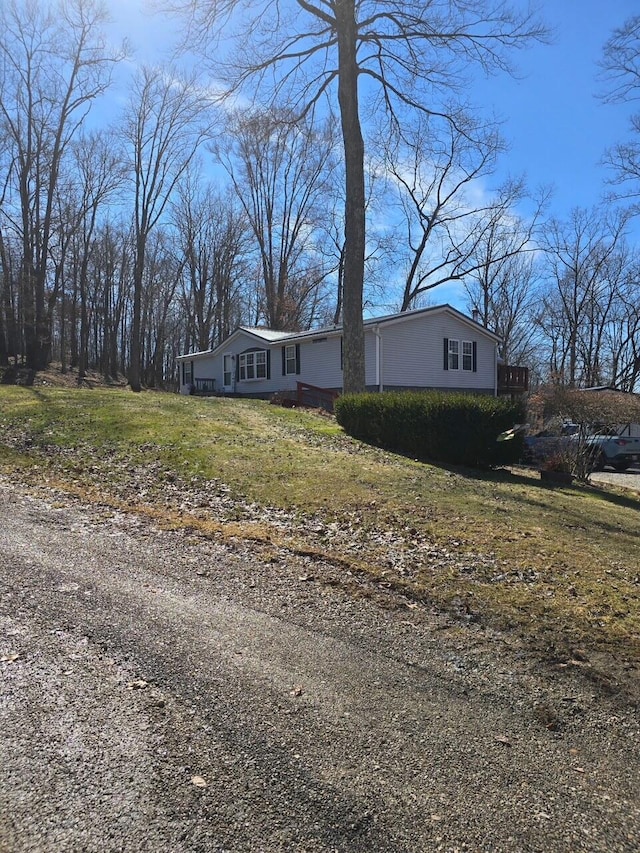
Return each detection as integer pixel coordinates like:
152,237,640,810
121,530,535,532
127,679,149,690
191,775,207,788
494,735,512,746
1,653,20,663
298,575,314,582
290,685,304,697
572,766,586,774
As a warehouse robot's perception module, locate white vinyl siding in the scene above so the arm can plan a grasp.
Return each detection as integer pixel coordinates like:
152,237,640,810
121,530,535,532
293,336,342,389
376,314,494,392
177,307,498,397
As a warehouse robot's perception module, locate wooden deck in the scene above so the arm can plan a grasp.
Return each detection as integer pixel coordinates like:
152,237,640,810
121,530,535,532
296,382,340,411
497,364,529,395
192,378,216,394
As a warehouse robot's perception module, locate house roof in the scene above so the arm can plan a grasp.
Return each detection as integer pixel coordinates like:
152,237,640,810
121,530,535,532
177,304,499,361
239,327,294,342
363,304,500,341
176,327,292,360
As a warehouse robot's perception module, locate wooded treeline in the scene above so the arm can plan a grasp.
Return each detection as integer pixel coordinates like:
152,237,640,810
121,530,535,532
1,1,640,391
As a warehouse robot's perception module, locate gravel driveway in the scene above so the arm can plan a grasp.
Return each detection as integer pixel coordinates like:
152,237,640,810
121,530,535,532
590,467,640,492
1,480,638,852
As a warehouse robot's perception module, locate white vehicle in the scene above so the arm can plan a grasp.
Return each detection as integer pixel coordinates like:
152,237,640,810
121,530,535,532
524,423,640,472
585,432,640,472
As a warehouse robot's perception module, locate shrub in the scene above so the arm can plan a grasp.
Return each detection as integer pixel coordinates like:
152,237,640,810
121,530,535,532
335,391,525,468
528,385,640,429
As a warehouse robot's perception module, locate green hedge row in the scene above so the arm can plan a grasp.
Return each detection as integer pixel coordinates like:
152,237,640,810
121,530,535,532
334,391,526,468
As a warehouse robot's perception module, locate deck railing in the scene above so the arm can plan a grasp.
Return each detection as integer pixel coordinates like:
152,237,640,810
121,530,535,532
296,381,340,412
497,364,529,394
193,378,216,394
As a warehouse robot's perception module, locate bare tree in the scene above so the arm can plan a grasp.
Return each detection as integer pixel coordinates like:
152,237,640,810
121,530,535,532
218,109,336,331
173,173,249,351
91,221,134,380
602,260,640,391
320,157,393,325
70,131,126,379
0,0,124,370
163,0,547,393
139,228,182,388
381,115,507,309
122,65,214,391
465,246,542,368
0,226,19,366
600,15,640,203
536,206,631,387
462,190,548,365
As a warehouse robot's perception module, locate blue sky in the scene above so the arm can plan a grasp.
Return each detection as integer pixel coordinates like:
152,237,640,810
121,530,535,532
107,1,639,222
470,1,638,219
105,1,639,313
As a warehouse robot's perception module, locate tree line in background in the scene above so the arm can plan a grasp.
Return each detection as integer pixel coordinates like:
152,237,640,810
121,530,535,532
1,1,640,392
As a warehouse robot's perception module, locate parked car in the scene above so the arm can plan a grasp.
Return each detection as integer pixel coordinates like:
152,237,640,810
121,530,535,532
586,433,640,471
523,423,640,472
522,422,578,466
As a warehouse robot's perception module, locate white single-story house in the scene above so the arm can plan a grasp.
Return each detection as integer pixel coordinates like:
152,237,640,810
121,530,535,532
176,304,528,403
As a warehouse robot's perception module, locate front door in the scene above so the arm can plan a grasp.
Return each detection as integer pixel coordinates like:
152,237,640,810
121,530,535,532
223,354,234,391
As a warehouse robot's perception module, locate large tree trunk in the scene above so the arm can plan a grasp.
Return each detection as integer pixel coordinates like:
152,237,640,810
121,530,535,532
22,270,39,370
0,233,12,366
129,249,143,392
335,0,365,394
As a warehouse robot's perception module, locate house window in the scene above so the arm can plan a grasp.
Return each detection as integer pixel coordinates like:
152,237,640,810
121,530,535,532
285,344,297,375
184,362,192,386
242,353,254,380
282,344,300,375
239,350,268,381
448,339,459,370
462,341,473,371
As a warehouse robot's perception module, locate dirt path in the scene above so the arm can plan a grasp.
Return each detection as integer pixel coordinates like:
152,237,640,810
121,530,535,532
0,481,638,852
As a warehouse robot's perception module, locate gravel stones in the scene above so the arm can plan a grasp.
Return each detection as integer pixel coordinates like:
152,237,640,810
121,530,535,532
1,481,639,852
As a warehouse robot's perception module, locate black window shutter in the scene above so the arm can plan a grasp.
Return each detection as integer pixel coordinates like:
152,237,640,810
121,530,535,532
443,338,449,370
295,344,301,375
266,350,271,379
235,356,240,381
340,337,343,370
281,347,286,376
472,341,477,372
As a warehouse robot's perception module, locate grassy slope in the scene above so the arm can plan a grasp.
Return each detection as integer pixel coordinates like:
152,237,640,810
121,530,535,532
1,386,638,690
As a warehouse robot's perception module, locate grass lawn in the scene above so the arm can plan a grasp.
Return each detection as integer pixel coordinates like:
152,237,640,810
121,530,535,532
1,384,639,694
